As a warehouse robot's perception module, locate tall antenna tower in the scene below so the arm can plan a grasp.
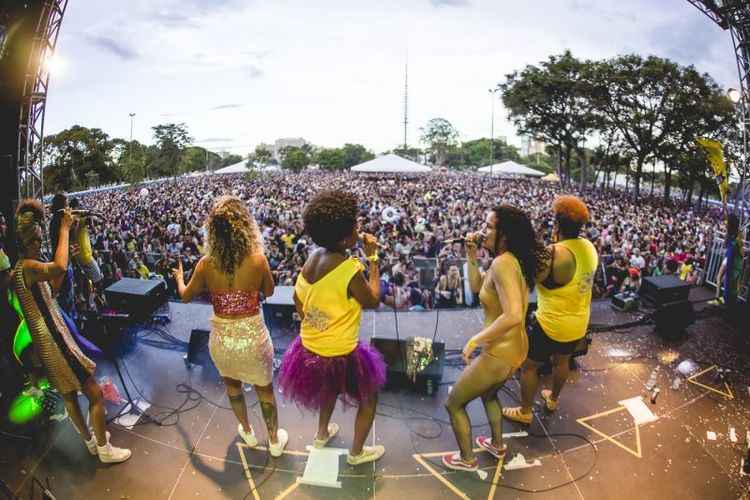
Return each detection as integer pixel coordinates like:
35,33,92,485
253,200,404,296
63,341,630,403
403,55,409,150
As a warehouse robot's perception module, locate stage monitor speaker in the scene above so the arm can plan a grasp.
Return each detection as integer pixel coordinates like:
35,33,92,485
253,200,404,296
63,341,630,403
104,278,167,319
640,275,690,307
184,329,211,368
262,286,298,329
654,300,694,340
370,337,444,396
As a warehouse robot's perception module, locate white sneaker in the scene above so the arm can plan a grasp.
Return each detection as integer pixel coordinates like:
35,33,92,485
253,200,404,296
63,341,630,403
268,429,288,458
84,431,110,456
238,423,258,447
347,445,385,465
96,440,131,464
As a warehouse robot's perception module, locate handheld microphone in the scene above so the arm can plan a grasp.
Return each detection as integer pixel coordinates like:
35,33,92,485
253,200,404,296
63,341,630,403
57,209,103,218
444,232,486,245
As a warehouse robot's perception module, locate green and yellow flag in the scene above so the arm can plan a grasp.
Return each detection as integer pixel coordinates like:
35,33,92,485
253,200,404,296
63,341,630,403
696,138,729,205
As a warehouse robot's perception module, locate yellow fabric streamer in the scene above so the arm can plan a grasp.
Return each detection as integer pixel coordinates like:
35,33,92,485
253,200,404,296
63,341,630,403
696,138,729,204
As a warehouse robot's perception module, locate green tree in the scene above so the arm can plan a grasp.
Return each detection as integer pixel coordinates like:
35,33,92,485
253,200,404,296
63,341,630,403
43,125,118,193
500,51,597,187
391,146,423,162
315,148,346,170
250,145,273,167
589,56,734,199
280,146,310,172
151,123,192,177
219,154,243,167
420,118,459,166
341,143,375,168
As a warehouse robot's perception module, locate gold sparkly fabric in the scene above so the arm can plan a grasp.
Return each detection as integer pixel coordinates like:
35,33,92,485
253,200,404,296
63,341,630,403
12,262,96,394
209,314,273,385
211,290,260,316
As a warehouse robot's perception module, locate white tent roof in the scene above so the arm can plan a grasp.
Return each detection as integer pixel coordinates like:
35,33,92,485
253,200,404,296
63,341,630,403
478,160,545,177
351,154,431,173
214,160,249,174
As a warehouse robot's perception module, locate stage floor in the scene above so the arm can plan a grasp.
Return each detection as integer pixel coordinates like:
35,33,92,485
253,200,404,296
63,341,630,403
2,289,749,500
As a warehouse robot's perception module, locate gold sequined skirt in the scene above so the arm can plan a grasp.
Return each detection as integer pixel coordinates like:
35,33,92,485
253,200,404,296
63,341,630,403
209,314,274,386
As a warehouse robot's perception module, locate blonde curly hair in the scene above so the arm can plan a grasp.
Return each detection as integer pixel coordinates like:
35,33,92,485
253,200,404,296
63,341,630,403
205,196,264,277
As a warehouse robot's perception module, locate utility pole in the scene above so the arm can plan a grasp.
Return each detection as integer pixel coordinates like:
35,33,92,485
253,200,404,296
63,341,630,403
403,55,409,152
129,113,135,162
489,88,497,168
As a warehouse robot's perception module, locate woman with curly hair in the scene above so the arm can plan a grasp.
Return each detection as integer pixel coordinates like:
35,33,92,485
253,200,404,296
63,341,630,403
12,199,130,463
173,196,287,456
442,205,547,471
278,189,387,466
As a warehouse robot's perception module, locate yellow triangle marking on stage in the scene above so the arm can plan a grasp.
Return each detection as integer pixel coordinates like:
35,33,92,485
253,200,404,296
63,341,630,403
577,406,642,458
687,365,734,400
413,446,505,500
237,443,309,500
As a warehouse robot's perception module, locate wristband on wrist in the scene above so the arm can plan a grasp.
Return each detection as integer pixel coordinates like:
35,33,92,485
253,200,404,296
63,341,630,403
366,254,379,263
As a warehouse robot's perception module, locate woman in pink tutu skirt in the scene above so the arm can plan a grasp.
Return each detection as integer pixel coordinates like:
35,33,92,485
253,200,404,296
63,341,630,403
278,190,386,465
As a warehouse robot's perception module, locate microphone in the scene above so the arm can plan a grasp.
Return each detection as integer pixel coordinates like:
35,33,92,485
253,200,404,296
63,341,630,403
444,232,486,245
57,209,103,218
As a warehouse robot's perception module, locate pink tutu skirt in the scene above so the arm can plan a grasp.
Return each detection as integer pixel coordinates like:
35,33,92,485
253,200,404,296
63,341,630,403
278,337,386,411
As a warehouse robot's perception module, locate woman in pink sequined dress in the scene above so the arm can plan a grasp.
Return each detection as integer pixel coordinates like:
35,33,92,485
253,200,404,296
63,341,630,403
174,196,288,456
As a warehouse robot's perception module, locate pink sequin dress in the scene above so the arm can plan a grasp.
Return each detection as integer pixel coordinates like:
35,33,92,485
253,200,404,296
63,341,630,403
209,290,273,386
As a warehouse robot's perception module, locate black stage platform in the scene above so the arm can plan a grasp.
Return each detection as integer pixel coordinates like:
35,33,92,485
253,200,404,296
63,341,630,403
2,289,749,500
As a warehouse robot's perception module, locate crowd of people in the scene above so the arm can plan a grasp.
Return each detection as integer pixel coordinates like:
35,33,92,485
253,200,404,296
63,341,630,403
0,169,744,474
60,171,724,310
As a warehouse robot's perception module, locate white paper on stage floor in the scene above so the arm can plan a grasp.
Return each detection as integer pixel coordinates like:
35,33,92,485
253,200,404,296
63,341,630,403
617,396,658,425
114,400,151,430
298,446,349,488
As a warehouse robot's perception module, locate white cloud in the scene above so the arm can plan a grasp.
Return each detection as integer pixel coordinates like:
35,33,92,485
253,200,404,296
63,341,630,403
45,0,738,155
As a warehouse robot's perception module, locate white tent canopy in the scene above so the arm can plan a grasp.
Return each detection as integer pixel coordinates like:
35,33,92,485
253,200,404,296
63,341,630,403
213,160,249,174
478,160,545,177
351,154,432,173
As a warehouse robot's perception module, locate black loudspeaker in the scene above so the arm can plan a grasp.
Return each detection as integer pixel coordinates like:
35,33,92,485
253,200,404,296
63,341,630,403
654,300,695,340
184,329,211,368
262,286,298,329
640,275,690,307
370,337,444,396
104,278,167,318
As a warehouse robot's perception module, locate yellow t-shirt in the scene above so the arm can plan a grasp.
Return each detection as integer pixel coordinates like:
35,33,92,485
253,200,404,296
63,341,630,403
294,258,365,357
679,263,693,281
281,234,295,249
536,238,598,343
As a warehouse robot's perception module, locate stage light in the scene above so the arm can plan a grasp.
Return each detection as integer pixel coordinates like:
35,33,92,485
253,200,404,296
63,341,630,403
728,88,742,104
43,52,66,77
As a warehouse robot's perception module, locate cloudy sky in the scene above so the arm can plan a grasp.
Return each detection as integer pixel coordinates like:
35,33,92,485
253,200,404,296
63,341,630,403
45,0,739,155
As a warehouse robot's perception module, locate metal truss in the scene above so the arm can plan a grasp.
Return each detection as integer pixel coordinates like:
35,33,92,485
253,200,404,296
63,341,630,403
687,1,750,227
16,0,68,202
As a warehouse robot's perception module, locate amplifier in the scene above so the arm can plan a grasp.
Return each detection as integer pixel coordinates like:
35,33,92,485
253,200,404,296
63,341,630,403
104,278,167,318
611,293,639,311
640,275,690,307
654,300,694,340
370,337,444,396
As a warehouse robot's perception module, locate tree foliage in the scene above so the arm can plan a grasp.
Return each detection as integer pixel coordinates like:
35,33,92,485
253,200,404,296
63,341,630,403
501,51,737,202
420,118,459,166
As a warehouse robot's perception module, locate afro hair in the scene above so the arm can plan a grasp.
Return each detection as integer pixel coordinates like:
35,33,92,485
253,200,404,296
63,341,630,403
303,190,358,251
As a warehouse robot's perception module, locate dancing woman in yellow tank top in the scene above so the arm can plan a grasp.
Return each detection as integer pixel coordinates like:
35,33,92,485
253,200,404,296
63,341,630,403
442,205,548,471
